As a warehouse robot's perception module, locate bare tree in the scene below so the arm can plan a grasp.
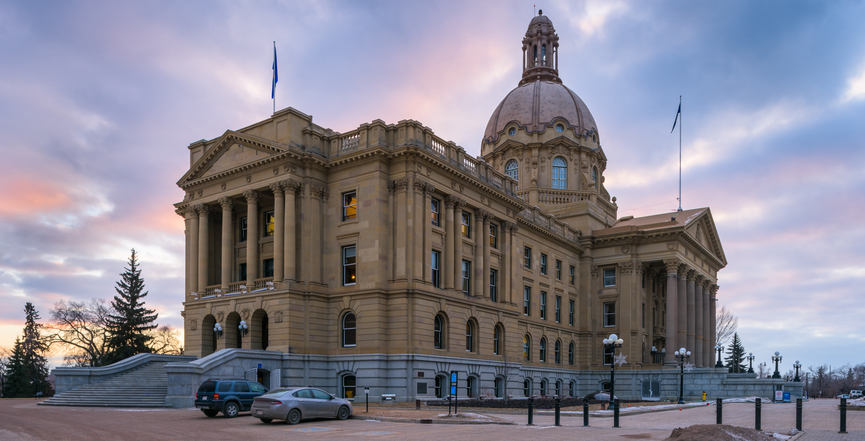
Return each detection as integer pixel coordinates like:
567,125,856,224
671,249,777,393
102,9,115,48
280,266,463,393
495,355,520,402
146,325,183,355
46,299,114,367
715,305,738,347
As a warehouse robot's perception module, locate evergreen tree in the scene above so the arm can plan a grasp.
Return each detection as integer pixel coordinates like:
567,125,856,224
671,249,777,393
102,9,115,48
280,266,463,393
2,303,51,398
104,249,158,364
2,338,30,397
724,332,748,373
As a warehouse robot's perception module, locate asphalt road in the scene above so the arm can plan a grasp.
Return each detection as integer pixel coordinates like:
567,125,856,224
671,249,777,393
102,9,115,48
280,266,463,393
0,399,861,440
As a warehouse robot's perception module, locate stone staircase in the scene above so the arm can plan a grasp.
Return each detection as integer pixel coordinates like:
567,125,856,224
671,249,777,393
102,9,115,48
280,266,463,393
39,362,171,407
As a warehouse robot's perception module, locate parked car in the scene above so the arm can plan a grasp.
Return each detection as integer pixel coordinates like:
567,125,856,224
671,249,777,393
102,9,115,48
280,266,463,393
251,387,353,424
851,390,863,399
195,378,269,418
835,393,850,399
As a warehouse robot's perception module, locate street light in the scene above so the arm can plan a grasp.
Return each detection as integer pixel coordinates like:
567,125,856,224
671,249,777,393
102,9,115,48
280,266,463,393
675,347,691,404
239,320,249,337
746,352,755,373
651,346,657,364
602,333,623,405
214,322,223,339
793,360,802,382
758,361,767,378
771,351,783,379
714,343,724,368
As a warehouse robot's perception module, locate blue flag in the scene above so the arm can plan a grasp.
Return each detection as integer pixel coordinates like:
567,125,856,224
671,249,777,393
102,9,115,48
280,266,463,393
272,43,278,99
671,102,680,133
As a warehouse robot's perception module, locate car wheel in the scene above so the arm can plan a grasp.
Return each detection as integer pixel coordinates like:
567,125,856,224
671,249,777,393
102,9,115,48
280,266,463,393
259,418,273,424
286,408,302,425
223,402,240,418
202,409,219,418
337,406,350,420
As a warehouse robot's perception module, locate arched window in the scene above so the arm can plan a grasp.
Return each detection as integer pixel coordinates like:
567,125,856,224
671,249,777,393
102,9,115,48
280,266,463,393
342,312,356,347
523,334,531,360
552,157,567,189
539,337,547,362
555,340,561,364
533,45,537,65
466,376,477,398
493,326,500,355
465,321,474,352
505,160,519,182
523,379,532,397
495,377,505,398
342,374,356,399
592,166,598,188
569,380,576,398
569,341,575,365
540,379,548,396
435,375,446,398
555,380,562,397
542,45,546,65
434,315,443,349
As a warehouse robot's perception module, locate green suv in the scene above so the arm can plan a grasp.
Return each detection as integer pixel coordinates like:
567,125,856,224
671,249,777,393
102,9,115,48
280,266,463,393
195,379,269,418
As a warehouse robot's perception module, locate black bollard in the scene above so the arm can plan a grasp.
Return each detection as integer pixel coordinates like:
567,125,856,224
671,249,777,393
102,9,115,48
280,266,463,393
755,398,762,431
613,399,620,428
796,398,802,431
527,396,534,425
555,397,561,426
716,398,723,424
840,398,847,434
448,395,452,416
583,401,589,427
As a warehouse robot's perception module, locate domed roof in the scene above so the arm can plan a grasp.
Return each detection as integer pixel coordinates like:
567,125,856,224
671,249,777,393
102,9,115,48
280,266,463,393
483,80,597,143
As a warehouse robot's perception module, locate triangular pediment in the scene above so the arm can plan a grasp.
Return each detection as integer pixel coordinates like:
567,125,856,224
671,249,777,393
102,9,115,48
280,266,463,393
683,208,727,267
178,131,289,185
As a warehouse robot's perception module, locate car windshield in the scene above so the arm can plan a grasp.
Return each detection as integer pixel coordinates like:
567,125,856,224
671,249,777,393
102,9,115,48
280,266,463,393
261,388,291,397
198,381,217,392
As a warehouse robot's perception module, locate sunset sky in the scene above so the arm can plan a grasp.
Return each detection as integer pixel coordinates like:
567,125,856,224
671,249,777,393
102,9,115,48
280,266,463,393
1,0,863,373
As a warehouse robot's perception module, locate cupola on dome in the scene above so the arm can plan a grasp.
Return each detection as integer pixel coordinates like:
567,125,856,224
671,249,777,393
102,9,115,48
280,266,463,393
483,10,597,144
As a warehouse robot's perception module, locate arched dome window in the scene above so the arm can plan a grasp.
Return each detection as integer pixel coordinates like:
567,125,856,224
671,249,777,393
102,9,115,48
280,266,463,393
505,160,519,182
542,45,546,65
592,166,598,188
533,46,537,65
552,157,567,189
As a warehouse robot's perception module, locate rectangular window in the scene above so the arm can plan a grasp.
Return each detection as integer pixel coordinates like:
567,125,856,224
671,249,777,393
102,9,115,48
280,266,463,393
604,345,614,365
556,260,562,280
461,212,471,237
263,258,274,278
489,224,497,248
240,217,248,242
489,269,498,302
523,286,531,316
430,198,440,226
569,300,575,326
540,292,547,320
569,265,575,285
603,268,616,287
555,296,561,323
603,302,616,327
540,254,547,275
642,303,646,329
462,260,471,295
431,250,441,288
239,263,247,282
264,210,275,237
342,245,357,286
343,191,357,221
524,246,532,269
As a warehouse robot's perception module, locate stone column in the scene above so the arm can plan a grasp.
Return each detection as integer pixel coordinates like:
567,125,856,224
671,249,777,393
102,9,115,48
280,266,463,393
473,209,486,297
283,180,300,282
453,198,465,293
443,196,455,290
394,179,408,281
686,269,696,358
423,184,434,284
483,215,491,299
271,183,285,283
387,180,396,282
702,280,712,367
218,198,233,292
197,204,210,292
501,221,511,304
677,264,689,354
694,275,704,367
244,190,259,283
663,259,679,365
710,284,719,366
186,207,200,295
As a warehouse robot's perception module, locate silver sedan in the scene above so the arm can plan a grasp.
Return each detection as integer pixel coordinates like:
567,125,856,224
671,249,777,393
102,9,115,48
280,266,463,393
251,387,353,424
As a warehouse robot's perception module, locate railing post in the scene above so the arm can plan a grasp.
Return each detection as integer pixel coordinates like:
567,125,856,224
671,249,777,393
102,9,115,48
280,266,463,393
613,399,620,428
527,396,534,425
755,398,762,431
583,401,589,426
840,397,847,434
555,396,561,426
796,397,802,431
716,397,723,424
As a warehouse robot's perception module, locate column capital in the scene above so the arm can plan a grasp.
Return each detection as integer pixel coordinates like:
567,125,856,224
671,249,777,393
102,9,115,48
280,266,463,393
686,268,697,279
281,179,302,194
243,190,259,203
590,265,599,278
444,194,464,209
710,284,719,295
270,182,285,196
218,197,234,211
702,279,712,290
677,263,691,278
617,260,634,274
475,208,492,221
694,274,705,285
423,182,436,196
663,258,681,275
390,178,408,194
176,205,195,219
501,220,518,233
309,184,330,201
195,204,210,216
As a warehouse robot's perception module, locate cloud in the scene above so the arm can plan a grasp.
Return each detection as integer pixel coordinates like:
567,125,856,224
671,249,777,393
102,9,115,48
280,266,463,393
843,64,865,102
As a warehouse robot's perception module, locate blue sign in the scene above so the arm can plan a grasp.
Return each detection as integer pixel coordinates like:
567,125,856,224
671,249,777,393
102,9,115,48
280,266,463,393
450,371,458,396
783,392,791,403
258,363,262,369
451,372,457,382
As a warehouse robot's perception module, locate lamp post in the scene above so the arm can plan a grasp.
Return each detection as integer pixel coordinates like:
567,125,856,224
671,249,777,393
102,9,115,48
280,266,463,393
771,351,783,379
758,362,767,378
239,320,249,337
675,347,691,404
793,360,802,382
214,322,223,339
651,346,657,364
603,333,623,405
714,343,724,368
746,352,755,373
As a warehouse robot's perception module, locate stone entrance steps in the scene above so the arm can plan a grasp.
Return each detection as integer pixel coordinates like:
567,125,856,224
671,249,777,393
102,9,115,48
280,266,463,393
40,362,171,408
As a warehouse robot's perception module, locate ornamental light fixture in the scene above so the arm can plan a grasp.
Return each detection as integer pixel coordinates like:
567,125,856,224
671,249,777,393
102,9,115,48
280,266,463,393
602,333,623,406
239,320,249,337
213,322,223,339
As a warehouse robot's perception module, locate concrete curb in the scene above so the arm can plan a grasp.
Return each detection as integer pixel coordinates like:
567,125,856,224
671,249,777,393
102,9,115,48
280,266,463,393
350,415,516,425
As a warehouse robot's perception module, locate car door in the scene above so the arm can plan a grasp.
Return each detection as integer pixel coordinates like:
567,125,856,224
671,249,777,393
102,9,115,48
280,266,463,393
232,381,252,410
293,389,319,418
310,389,340,418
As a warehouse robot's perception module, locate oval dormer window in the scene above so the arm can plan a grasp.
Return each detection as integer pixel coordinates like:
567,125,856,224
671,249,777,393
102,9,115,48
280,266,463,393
555,124,564,133
508,127,516,136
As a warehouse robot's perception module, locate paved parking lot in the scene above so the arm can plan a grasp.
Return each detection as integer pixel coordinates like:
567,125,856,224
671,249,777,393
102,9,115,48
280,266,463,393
0,398,861,440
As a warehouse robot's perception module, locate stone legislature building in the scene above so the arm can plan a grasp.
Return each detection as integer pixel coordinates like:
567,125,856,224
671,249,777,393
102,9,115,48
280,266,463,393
172,11,733,402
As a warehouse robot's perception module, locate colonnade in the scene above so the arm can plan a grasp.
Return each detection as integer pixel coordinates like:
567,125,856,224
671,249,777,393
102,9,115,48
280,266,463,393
663,259,718,368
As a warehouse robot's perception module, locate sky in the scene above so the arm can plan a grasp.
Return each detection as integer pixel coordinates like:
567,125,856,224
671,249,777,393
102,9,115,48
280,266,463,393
1,0,863,373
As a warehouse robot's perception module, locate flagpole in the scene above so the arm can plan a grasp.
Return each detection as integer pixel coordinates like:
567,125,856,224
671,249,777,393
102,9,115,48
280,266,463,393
273,41,276,115
678,95,682,212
